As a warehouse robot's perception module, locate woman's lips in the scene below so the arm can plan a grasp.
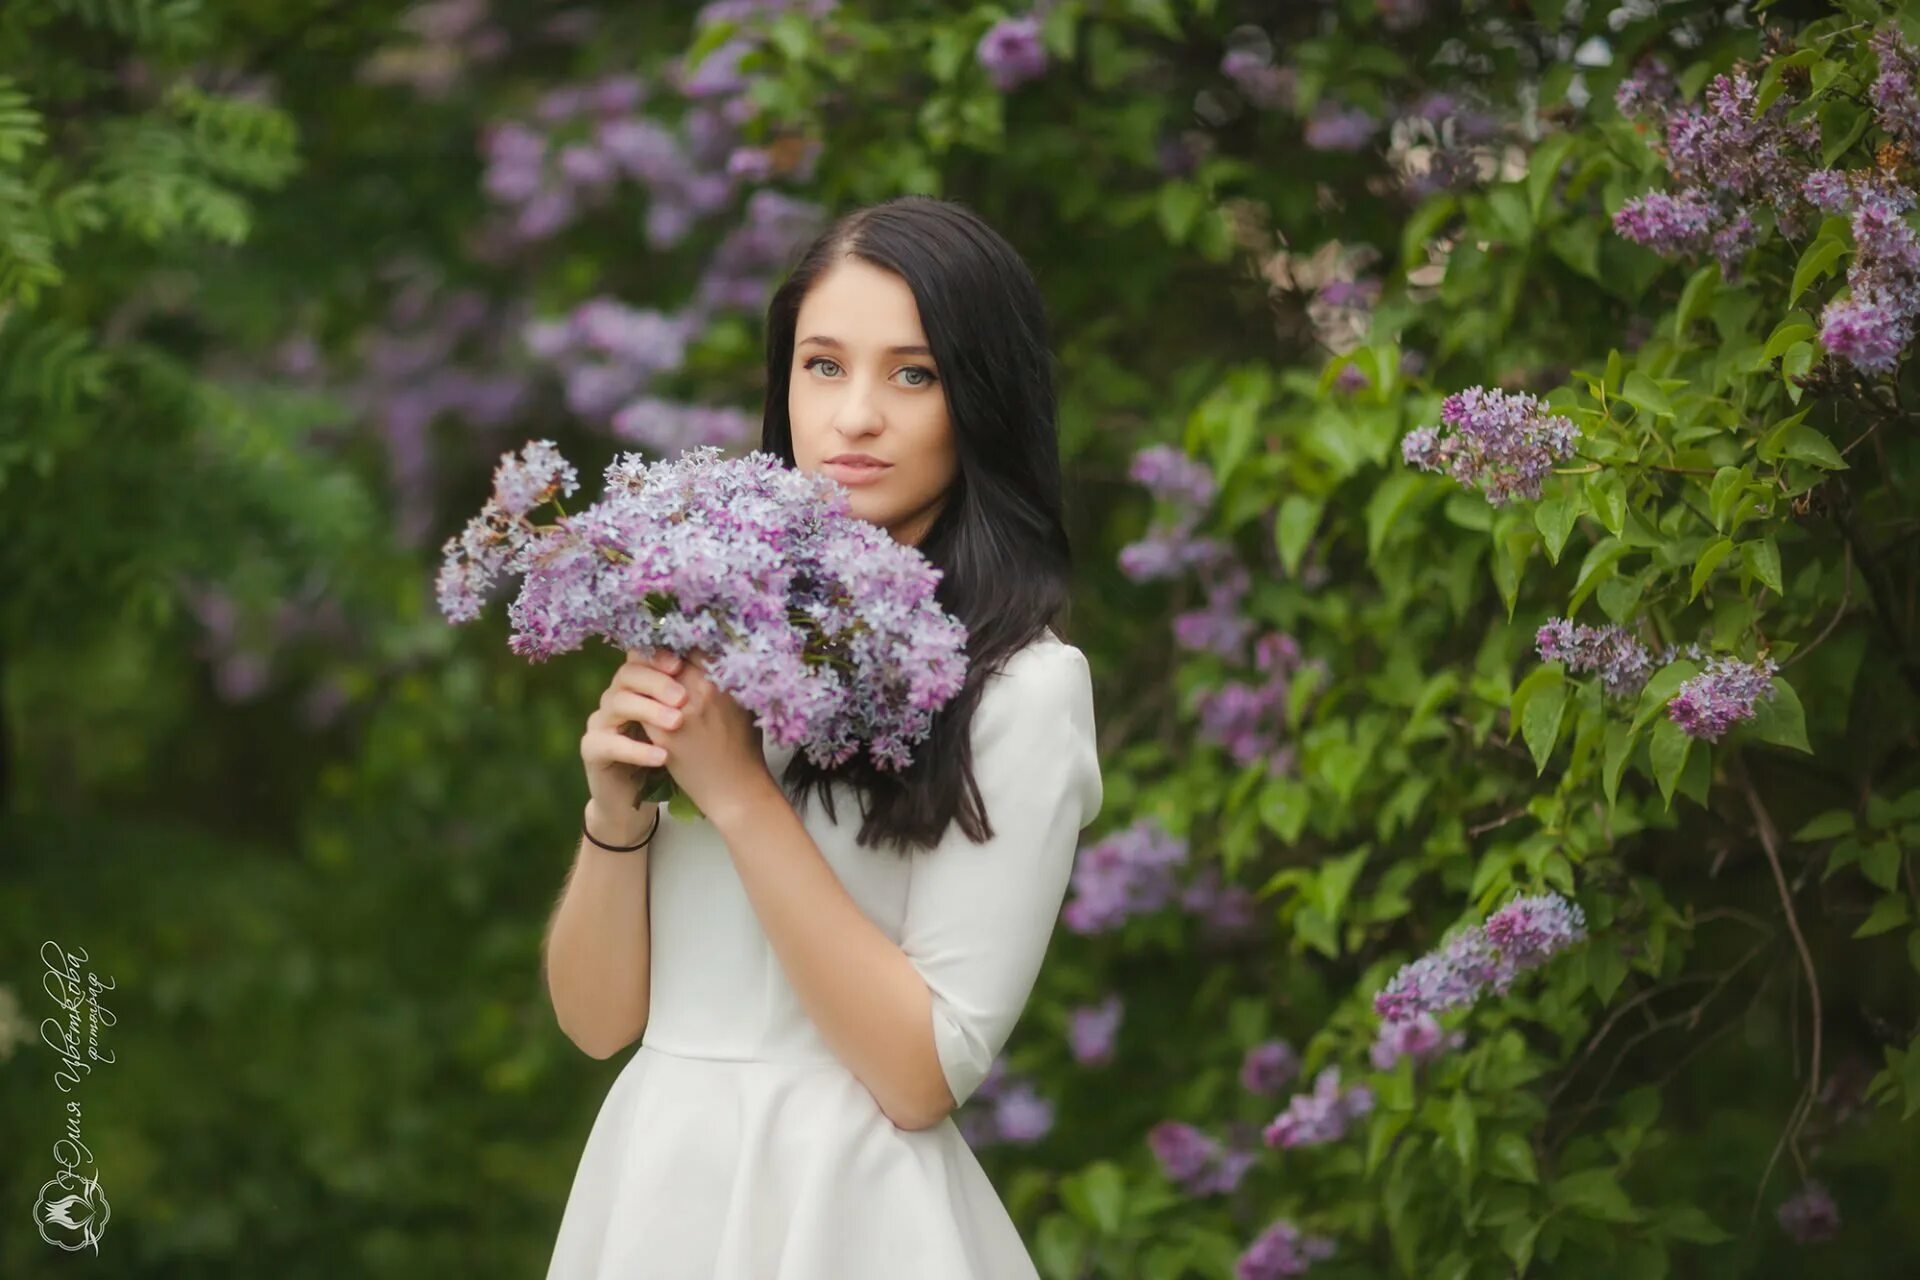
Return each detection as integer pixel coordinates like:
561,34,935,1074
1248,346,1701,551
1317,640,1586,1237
825,460,892,486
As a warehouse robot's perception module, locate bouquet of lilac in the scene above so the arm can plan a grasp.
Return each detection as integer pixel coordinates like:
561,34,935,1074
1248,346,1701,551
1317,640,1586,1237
436,440,970,819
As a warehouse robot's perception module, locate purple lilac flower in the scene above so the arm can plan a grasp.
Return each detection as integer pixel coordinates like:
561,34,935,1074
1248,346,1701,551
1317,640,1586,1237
1614,56,1679,124
1236,1219,1337,1279
1062,818,1189,934
1535,617,1655,698
611,397,759,454
977,16,1047,92
1262,1067,1374,1149
1400,386,1582,505
1666,654,1781,741
1117,525,1230,582
1149,1121,1259,1197
1222,49,1292,110
1174,562,1255,659
1870,25,1920,148
1777,1180,1841,1243
992,1079,1055,1143
1484,893,1589,965
1068,994,1124,1066
1818,180,1920,376
1183,865,1262,938
1334,364,1372,394
1304,102,1377,151
1368,1012,1460,1070
438,444,971,776
1129,443,1217,509
1374,892,1587,1024
1240,1040,1301,1095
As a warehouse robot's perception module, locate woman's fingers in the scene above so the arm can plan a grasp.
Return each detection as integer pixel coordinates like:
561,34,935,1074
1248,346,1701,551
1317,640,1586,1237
606,663,687,706
583,727,666,768
625,646,684,674
595,689,684,732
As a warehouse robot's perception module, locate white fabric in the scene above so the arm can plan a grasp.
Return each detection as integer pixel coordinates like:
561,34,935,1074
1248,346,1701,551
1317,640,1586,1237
545,629,1103,1279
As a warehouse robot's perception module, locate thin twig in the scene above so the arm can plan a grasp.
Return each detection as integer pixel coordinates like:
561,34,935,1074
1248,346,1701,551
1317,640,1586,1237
1785,541,1853,669
1737,760,1824,1220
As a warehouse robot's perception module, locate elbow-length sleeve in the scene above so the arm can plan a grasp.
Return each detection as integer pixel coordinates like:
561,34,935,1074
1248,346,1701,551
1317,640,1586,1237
898,639,1105,1111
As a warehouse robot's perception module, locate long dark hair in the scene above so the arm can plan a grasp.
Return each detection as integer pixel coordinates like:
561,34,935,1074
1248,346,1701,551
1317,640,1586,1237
761,195,1074,855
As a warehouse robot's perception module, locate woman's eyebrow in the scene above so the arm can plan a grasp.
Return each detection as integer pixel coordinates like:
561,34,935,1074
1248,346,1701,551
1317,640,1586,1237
797,335,934,357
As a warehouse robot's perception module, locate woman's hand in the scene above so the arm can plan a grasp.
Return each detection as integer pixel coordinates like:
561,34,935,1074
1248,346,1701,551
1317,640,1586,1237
579,648,688,842
642,647,771,821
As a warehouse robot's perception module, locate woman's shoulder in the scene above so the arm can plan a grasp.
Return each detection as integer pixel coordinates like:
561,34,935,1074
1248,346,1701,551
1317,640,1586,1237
976,628,1095,739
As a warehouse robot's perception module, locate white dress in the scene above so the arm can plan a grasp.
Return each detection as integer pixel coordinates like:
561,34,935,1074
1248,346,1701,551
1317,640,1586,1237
544,628,1104,1279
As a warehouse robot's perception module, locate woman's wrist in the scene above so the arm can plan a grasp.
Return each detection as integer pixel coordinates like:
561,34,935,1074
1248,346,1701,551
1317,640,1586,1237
584,796,658,849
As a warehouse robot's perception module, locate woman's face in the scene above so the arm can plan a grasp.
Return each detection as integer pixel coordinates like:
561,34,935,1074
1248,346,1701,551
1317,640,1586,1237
789,256,958,547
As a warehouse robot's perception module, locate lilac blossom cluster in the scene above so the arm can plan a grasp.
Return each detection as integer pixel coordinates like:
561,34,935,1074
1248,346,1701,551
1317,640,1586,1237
977,15,1049,92
1067,993,1123,1066
1799,170,1920,375
1236,1218,1337,1280
1869,26,1920,148
1535,617,1655,698
1062,818,1258,941
476,0,828,253
356,0,508,99
1240,1039,1302,1095
518,190,823,455
1262,1067,1374,1149
181,575,353,727
437,442,970,777
1148,1121,1259,1197
1194,630,1320,774
1666,654,1780,742
955,1059,1054,1147
1374,892,1587,1025
1368,1012,1461,1071
1612,61,1820,280
271,270,533,548
1118,443,1230,583
1776,1180,1841,1243
1222,47,1294,111
1400,386,1582,505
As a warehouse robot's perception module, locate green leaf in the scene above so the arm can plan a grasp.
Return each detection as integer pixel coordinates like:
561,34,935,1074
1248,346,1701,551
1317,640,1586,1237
1673,263,1719,343
1585,469,1626,536
1519,667,1569,774
1276,493,1324,576
1155,181,1204,244
1792,809,1855,841
1533,493,1579,564
1448,1091,1479,1181
1767,422,1848,470
1649,717,1692,808
1860,839,1902,891
1489,1131,1539,1184
1749,677,1811,753
1742,537,1784,594
1691,536,1734,600
1621,370,1673,418
1550,1168,1641,1223
1315,845,1372,922
1604,720,1638,810
1855,894,1910,939
1367,470,1424,561
1790,235,1848,306
1708,465,1746,532
1528,132,1578,218
1658,1206,1732,1245
1569,537,1630,614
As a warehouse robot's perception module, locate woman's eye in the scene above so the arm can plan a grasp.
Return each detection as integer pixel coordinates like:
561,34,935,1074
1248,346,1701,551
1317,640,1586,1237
802,356,937,387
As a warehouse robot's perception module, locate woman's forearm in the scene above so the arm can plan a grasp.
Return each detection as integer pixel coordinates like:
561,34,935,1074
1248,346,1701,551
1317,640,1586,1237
542,798,657,1059
708,777,952,1131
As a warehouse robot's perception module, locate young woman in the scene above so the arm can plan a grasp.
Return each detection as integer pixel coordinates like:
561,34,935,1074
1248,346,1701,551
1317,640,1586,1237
541,194,1103,1278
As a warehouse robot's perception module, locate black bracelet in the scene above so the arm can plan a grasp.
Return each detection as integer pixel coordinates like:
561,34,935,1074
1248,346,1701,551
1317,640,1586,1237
583,804,662,853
